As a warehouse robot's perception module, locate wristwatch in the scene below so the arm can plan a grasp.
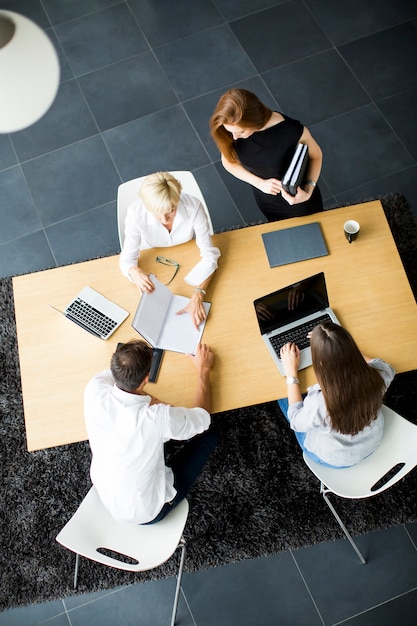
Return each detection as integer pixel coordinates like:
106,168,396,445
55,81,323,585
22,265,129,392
286,376,299,385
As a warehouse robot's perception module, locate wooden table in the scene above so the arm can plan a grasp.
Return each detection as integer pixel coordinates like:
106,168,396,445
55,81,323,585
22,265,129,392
13,201,417,451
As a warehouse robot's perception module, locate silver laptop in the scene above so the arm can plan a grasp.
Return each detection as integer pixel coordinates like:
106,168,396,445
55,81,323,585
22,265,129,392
253,272,340,375
50,286,129,340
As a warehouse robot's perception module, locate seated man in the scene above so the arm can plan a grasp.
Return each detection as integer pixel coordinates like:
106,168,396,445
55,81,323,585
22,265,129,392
84,340,219,524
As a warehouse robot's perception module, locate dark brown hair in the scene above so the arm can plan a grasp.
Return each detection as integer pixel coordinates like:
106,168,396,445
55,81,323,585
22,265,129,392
111,340,153,392
310,322,386,435
209,89,273,162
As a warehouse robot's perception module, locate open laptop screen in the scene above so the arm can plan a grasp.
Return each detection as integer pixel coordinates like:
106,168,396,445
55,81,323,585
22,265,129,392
254,272,330,334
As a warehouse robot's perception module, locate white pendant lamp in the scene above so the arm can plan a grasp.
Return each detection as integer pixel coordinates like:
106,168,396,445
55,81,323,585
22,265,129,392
0,10,60,133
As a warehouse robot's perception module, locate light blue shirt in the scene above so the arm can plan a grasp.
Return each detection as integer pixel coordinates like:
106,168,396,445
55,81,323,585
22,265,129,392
287,359,396,466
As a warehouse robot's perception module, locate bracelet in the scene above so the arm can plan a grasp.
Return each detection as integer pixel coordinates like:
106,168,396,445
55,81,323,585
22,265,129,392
286,376,299,385
194,288,206,295
305,179,317,188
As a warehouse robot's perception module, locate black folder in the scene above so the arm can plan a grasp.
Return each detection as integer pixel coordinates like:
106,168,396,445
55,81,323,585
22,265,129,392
282,143,309,196
262,222,328,268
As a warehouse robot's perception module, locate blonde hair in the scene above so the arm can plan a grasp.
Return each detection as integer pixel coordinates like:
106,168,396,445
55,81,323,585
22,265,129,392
139,172,182,216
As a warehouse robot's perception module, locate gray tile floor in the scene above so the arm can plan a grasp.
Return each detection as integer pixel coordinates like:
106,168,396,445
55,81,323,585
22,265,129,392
1,0,417,624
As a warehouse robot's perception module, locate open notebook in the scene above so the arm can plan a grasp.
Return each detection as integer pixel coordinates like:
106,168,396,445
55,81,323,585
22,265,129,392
132,275,211,354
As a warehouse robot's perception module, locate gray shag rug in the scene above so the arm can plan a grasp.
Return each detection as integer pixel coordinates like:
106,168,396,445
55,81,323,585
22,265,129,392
1,193,417,610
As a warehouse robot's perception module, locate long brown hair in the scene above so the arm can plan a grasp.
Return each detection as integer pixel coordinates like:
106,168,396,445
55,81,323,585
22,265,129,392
209,89,273,162
310,322,386,435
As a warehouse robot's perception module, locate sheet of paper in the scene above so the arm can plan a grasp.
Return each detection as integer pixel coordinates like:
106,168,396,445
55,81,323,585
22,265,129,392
131,276,211,354
157,295,210,354
131,276,171,346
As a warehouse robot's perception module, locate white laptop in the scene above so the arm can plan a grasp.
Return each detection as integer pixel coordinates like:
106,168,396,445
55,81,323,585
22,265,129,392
253,272,340,375
51,286,129,340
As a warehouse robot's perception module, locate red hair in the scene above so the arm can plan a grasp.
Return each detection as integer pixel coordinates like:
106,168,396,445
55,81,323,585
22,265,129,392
209,89,272,162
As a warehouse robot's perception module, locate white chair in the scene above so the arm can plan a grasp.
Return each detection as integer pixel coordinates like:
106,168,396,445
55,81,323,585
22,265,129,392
117,170,214,249
303,404,417,564
56,487,189,626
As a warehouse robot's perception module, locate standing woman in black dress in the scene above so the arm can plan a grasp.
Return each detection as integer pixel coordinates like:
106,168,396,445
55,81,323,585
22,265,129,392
210,89,324,222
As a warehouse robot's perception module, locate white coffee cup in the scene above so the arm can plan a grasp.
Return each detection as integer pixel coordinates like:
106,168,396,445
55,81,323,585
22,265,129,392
344,220,360,243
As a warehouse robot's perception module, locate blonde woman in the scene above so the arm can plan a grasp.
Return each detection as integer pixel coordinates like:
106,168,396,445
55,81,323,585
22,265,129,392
119,172,220,328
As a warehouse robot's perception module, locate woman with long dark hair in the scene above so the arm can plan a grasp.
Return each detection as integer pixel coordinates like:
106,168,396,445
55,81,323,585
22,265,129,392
209,88,324,222
278,321,395,467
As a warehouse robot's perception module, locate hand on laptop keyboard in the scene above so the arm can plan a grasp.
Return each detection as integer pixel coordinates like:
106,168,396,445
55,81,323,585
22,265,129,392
280,342,301,373
270,313,331,358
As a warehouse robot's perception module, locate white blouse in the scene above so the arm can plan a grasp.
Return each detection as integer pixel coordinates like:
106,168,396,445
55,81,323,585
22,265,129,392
119,193,220,286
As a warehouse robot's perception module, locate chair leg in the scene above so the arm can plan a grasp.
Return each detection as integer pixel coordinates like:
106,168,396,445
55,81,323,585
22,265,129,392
320,483,366,564
171,538,187,626
74,553,80,589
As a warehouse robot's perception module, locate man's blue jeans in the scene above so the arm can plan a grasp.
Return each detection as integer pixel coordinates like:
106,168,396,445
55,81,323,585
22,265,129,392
144,425,220,524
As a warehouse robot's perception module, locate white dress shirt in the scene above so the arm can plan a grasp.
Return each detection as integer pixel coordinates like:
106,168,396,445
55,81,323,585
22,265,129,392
119,193,220,286
84,370,211,524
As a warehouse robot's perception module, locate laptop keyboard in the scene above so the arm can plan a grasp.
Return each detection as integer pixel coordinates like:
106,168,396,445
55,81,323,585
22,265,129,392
270,313,332,357
66,298,118,339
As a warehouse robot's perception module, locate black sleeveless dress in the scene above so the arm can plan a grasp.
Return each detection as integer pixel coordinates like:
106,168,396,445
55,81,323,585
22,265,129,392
234,114,323,222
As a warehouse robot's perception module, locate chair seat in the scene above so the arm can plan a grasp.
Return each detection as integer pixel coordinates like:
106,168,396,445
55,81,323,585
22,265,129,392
303,404,417,563
303,405,417,499
56,487,189,572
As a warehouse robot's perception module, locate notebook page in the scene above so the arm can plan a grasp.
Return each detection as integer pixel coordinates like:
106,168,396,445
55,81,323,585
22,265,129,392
131,275,171,346
156,295,211,354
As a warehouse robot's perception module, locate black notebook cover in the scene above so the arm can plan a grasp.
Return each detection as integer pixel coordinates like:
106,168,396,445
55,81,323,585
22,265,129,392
282,143,309,196
262,222,328,268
